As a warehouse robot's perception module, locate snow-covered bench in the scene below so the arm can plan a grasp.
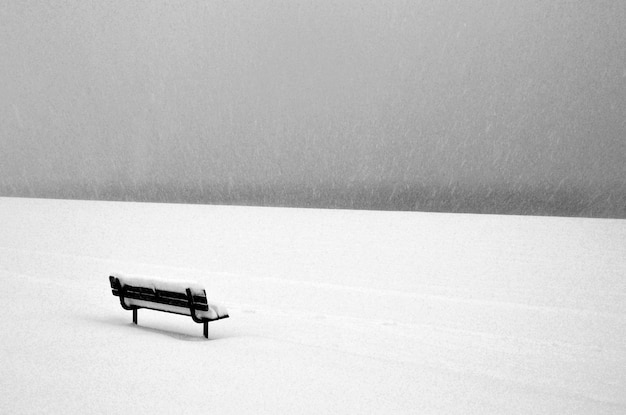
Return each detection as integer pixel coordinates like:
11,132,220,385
109,273,228,339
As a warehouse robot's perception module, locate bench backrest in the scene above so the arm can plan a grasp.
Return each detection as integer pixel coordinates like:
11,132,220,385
109,274,209,314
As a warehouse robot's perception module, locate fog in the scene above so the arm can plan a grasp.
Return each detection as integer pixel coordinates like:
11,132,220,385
1,1,625,217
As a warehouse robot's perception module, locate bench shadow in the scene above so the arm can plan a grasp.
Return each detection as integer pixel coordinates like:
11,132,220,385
87,315,229,341
127,323,210,341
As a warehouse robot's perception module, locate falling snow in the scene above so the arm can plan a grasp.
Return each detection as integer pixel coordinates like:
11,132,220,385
1,1,625,216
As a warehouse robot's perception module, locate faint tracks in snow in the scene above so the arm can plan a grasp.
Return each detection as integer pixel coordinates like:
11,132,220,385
258,276,626,319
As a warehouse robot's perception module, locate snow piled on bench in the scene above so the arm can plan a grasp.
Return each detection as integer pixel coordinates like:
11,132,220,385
125,298,228,320
113,272,206,295
112,272,229,320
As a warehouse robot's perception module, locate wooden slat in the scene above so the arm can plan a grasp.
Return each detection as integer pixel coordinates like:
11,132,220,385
154,289,208,304
111,288,209,311
155,289,186,300
125,286,155,297
111,284,207,303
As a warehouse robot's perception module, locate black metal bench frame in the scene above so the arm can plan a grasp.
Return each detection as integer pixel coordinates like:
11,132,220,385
109,276,227,338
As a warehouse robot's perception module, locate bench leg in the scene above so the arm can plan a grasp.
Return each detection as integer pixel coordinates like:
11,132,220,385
133,308,137,325
203,321,208,339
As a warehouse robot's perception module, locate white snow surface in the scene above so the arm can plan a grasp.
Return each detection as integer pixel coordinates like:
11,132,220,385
0,197,625,414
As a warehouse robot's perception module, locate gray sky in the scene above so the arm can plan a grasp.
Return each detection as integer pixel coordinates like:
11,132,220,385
1,1,625,200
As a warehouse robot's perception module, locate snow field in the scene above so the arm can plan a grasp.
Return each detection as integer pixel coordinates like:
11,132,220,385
0,197,625,414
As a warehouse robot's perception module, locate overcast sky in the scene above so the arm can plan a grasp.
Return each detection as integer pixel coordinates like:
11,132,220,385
1,1,625,199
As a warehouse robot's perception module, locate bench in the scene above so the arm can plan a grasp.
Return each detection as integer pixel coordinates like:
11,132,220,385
109,273,228,338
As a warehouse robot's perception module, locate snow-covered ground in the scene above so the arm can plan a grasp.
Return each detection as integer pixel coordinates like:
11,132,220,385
0,197,624,414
